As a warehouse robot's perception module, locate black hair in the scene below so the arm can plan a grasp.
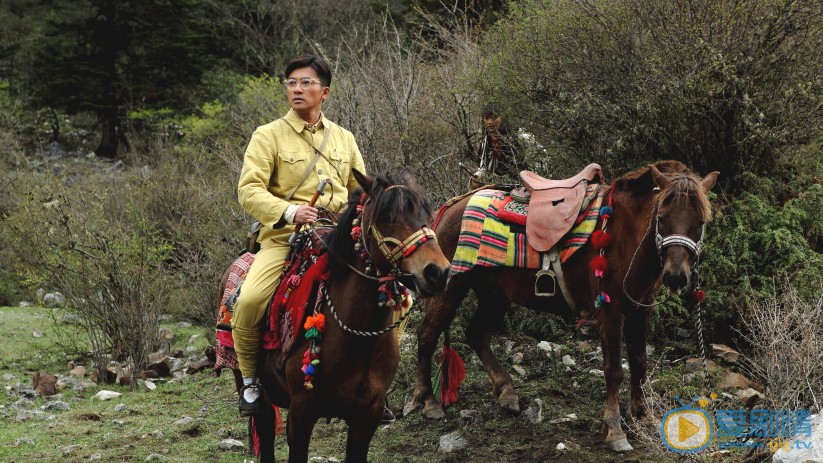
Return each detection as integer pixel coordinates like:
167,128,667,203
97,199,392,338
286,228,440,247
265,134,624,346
284,54,332,87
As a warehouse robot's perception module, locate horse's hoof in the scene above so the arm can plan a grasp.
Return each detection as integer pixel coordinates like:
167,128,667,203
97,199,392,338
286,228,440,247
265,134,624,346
402,399,420,417
498,390,520,413
421,402,445,420
606,438,634,452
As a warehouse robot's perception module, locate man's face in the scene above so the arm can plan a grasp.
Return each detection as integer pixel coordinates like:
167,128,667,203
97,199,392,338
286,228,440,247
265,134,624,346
285,66,329,113
482,114,502,133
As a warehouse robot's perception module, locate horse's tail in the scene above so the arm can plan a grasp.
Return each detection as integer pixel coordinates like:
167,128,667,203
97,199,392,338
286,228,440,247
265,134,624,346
436,330,466,407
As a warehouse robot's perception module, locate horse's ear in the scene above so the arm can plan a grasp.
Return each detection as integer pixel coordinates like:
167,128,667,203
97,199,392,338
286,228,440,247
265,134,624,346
353,169,374,196
702,171,720,192
648,164,671,190
398,168,417,187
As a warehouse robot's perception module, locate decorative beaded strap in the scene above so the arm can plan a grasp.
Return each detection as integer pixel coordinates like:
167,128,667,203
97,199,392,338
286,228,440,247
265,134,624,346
323,284,414,336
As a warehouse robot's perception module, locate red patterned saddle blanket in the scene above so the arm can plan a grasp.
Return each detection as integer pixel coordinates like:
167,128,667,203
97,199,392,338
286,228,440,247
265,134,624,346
214,233,330,372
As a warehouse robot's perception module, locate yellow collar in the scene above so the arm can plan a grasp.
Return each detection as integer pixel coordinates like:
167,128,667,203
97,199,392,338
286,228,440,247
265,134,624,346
284,110,328,134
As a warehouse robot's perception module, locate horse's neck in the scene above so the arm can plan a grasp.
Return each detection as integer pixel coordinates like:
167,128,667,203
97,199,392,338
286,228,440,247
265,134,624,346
611,191,661,283
327,271,389,328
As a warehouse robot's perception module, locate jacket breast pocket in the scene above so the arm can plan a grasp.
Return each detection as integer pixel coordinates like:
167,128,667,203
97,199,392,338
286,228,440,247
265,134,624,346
274,151,307,188
329,150,351,180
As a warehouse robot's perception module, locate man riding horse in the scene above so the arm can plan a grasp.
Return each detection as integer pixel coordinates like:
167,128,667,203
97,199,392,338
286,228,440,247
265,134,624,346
232,54,390,417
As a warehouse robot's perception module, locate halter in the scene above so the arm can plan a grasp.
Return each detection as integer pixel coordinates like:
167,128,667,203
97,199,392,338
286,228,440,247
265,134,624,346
655,219,705,259
355,186,438,275
623,185,707,307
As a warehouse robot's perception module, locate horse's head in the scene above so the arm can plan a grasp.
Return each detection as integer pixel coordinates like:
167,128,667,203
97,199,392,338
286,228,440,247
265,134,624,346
344,169,450,296
648,164,719,294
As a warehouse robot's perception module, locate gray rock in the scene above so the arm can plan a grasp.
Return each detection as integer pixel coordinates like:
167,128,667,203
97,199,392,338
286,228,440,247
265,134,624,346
43,293,57,307
173,416,195,426
18,301,32,307
169,358,186,372
61,313,81,325
522,398,543,424
561,355,576,366
218,438,245,450
60,444,82,454
676,328,692,338
36,288,45,301
114,403,127,412
513,365,527,376
438,431,468,453
53,292,65,305
43,401,70,411
511,352,524,364
145,454,168,461
13,437,34,446
2,373,16,381
112,419,126,426
86,453,102,461
176,321,192,328
459,409,482,422
93,390,121,401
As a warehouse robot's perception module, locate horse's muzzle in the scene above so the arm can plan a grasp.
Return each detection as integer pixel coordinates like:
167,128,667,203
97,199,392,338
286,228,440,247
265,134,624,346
417,263,450,296
662,268,690,295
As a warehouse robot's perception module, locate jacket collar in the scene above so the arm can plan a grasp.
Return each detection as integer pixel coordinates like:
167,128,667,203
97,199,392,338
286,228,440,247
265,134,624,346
284,109,328,134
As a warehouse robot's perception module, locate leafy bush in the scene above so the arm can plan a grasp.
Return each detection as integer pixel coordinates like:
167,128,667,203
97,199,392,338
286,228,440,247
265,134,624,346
480,0,823,184
3,177,172,383
701,183,823,343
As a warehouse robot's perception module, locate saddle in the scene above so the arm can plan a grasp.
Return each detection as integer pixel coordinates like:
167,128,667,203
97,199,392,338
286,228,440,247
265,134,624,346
518,163,603,252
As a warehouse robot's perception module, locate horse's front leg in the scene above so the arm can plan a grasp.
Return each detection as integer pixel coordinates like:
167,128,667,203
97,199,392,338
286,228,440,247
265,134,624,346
408,276,468,419
344,404,382,463
624,308,653,425
600,306,633,452
466,286,517,412
286,397,318,463
252,411,276,463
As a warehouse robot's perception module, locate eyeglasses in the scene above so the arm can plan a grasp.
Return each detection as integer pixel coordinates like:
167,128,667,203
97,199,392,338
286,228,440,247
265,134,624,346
283,78,325,90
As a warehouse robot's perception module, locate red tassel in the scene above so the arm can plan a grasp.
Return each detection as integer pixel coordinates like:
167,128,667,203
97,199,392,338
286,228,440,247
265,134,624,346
589,255,609,274
690,289,706,303
591,230,612,250
439,346,466,407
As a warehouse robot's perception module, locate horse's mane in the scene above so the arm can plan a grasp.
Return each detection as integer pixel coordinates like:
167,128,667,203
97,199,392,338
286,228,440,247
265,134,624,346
614,160,712,220
325,171,434,278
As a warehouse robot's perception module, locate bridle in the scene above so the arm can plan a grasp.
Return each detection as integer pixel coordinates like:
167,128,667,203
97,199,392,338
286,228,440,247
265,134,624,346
623,185,706,307
355,185,438,277
318,184,438,337
655,216,705,259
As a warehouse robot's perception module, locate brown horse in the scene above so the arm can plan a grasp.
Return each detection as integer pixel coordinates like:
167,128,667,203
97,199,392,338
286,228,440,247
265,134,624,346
407,161,718,452
237,170,450,463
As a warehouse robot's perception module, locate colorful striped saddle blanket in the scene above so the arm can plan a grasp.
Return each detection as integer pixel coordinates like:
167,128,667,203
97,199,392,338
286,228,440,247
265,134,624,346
451,186,605,274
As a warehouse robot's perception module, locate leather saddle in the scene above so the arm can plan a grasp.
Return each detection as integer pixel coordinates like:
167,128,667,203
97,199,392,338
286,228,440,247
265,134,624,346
518,163,603,252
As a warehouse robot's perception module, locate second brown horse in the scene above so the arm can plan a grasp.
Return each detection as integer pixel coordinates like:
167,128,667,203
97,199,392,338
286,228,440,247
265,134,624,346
408,161,718,452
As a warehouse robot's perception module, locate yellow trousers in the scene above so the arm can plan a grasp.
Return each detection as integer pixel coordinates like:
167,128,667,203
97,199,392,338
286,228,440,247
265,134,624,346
231,243,290,379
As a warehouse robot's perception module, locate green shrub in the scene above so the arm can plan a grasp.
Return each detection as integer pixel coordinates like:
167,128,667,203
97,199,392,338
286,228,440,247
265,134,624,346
3,177,172,382
701,186,823,343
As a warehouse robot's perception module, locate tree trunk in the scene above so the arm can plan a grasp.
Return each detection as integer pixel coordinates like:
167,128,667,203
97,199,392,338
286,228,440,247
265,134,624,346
95,109,119,158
